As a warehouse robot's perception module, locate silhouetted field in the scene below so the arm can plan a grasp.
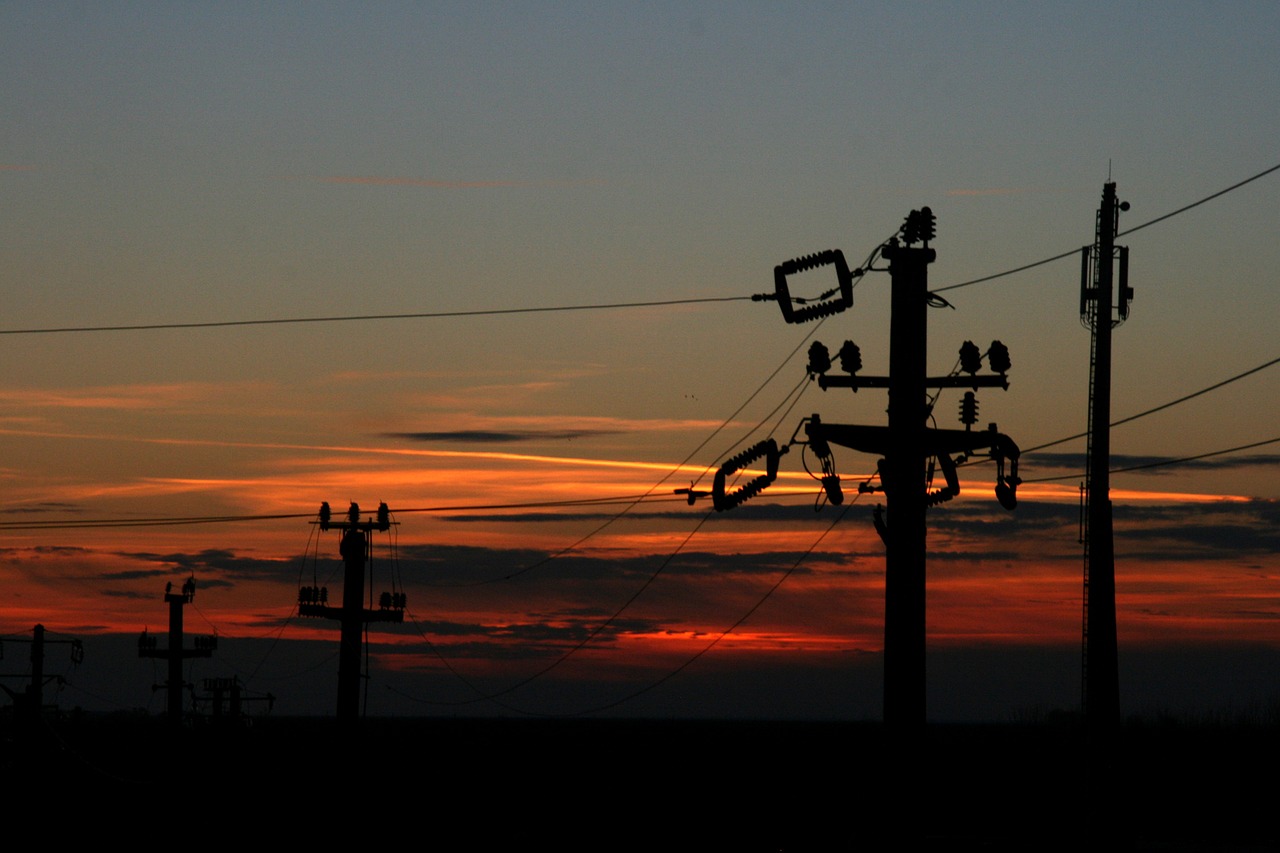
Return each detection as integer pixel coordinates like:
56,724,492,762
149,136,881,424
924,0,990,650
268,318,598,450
3,713,1275,850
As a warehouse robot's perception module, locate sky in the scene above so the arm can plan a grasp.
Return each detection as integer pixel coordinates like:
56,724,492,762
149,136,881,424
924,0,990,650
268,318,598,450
1,2,1277,722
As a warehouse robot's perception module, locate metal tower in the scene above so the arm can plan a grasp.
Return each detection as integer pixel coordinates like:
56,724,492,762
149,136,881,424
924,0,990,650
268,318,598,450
1079,181,1132,731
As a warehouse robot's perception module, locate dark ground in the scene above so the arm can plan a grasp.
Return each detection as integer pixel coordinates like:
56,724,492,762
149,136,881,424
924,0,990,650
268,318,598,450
2,713,1276,850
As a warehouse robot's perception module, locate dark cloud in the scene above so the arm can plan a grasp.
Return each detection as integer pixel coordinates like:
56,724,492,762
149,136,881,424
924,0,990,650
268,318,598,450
102,588,164,600
391,541,861,588
1114,499,1280,557
100,568,173,582
441,501,904,525
0,501,84,515
1,544,94,557
111,549,301,581
927,549,1022,563
1026,451,1280,475
384,429,624,444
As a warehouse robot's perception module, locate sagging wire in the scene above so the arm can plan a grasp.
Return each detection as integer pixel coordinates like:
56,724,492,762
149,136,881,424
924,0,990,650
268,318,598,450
560,491,864,717
396,507,719,713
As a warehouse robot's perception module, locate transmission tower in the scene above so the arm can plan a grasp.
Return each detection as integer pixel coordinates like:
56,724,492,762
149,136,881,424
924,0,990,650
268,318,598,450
1079,182,1132,732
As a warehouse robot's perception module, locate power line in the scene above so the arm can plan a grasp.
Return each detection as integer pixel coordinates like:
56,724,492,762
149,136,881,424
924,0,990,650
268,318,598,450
571,496,859,717
934,161,1280,293
1021,354,1280,455
4,161,1275,336
0,295,752,336
7,350,1276,531
0,493,689,531
1023,436,1280,483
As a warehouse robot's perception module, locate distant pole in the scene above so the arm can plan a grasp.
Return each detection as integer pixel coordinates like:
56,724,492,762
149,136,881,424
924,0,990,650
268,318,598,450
300,502,404,725
137,576,215,724
166,586,187,722
1081,181,1131,732
27,624,45,726
1,625,82,730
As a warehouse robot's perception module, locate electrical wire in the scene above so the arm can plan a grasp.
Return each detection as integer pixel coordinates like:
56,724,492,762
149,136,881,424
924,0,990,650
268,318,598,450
1022,436,1280,483
934,161,1280,293
0,494,685,531
1019,354,1280,456
0,165,1273,336
6,348,1275,531
570,495,859,717
393,489,861,717
406,508,718,712
0,295,753,336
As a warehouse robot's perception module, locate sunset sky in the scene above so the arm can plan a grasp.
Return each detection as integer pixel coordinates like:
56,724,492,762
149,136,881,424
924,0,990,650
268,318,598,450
2,3,1277,721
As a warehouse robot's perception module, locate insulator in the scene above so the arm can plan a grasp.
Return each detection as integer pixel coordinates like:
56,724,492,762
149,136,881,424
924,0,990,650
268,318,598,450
377,501,390,530
319,501,331,530
996,462,1021,510
379,592,392,609
872,504,888,545
821,474,844,506
959,391,979,427
780,250,841,276
837,340,862,374
713,439,783,511
901,210,920,245
988,340,1011,375
918,206,936,243
347,502,360,524
925,488,954,507
958,340,982,375
772,249,853,324
807,341,831,376
789,300,846,323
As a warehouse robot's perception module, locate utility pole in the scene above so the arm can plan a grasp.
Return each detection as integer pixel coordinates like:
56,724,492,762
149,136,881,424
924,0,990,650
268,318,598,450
0,624,83,728
705,209,1022,729
299,501,404,723
199,676,274,721
138,576,217,724
1080,182,1132,732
